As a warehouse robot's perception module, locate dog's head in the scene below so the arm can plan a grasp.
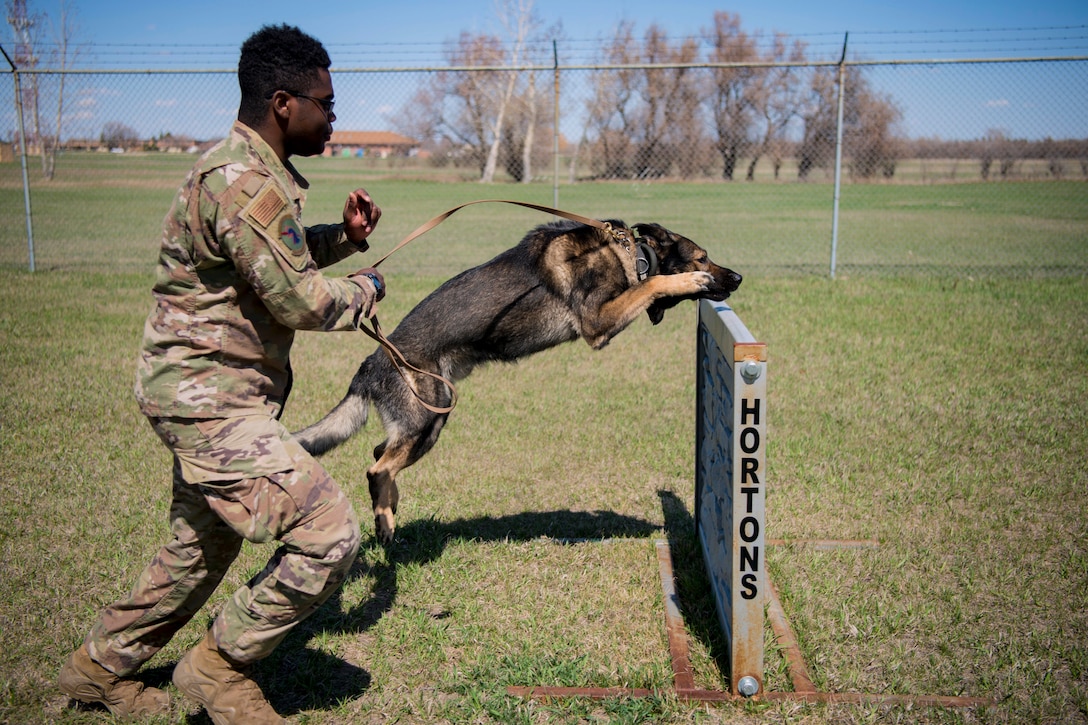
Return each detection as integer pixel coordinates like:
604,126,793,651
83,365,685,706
632,223,743,325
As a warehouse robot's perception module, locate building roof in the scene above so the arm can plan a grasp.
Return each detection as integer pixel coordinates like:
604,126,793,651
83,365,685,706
329,131,418,147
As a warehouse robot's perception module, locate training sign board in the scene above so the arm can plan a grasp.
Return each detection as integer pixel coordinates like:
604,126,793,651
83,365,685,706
695,299,767,697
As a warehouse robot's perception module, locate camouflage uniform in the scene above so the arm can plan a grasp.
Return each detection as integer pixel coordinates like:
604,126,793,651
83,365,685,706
83,121,374,675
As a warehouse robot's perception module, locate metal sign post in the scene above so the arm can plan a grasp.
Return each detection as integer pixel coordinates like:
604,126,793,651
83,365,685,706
695,299,767,697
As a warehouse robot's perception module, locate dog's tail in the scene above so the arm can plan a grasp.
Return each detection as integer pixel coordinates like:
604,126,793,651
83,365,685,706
293,390,370,456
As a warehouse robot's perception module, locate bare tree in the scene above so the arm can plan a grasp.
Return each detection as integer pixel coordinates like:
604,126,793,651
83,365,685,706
636,25,701,178
499,67,553,183
848,78,903,179
395,80,445,162
797,66,840,180
402,0,544,182
100,120,138,149
979,128,1011,180
586,22,701,179
6,0,42,157
797,64,903,181
480,0,539,183
425,32,506,175
583,21,639,178
498,16,561,183
518,68,539,182
743,33,806,181
705,12,758,181
6,0,79,180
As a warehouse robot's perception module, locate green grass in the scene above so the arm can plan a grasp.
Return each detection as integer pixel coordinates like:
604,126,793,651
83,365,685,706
2,153,1086,276
1,267,1086,724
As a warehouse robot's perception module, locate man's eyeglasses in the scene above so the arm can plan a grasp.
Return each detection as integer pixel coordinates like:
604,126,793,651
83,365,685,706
277,90,335,120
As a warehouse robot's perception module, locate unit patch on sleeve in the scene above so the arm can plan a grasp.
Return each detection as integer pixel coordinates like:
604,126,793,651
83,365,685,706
278,216,305,254
241,183,309,271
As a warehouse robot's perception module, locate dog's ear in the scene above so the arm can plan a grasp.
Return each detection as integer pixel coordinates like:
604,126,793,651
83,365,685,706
636,224,670,325
647,296,685,325
632,223,670,250
647,302,666,325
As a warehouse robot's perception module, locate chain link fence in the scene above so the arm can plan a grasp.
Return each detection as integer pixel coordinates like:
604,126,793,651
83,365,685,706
2,58,1086,276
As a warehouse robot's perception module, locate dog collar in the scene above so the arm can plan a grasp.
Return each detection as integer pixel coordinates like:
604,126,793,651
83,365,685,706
607,224,656,282
635,241,658,281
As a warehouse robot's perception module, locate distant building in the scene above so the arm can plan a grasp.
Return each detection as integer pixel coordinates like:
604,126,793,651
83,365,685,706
325,131,419,159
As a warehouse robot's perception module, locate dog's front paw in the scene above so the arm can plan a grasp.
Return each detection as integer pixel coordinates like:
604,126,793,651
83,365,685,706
672,270,713,294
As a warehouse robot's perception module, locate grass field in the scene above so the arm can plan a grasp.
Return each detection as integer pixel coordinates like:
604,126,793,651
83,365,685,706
2,153,1087,276
0,157,1086,723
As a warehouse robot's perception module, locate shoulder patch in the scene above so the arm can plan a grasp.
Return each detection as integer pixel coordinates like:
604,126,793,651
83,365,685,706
247,184,287,229
238,182,309,271
277,215,306,255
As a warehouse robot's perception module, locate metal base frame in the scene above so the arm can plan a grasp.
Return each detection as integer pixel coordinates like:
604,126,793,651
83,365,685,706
507,539,995,710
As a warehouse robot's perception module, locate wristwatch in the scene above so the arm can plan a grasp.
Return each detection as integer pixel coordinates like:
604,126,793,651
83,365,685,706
363,272,383,295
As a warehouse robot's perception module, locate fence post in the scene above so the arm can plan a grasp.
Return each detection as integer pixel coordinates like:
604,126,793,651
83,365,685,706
830,33,848,280
1,46,36,272
553,40,560,210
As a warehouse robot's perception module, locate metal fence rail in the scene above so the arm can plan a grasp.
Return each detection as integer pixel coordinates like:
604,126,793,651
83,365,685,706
2,57,1086,277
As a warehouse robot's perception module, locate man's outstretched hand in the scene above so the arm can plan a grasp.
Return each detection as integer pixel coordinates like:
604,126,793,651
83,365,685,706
343,188,381,244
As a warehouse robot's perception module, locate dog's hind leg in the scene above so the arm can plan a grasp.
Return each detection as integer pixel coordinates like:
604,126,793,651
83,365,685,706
365,410,450,544
366,460,402,546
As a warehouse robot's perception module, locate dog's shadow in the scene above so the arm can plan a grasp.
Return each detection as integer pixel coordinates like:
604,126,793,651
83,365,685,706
252,508,660,714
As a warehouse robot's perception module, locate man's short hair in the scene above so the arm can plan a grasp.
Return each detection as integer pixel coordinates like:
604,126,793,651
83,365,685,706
237,24,331,126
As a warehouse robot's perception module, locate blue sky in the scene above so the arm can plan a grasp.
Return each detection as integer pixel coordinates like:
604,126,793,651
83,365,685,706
69,0,1087,58
4,0,1087,142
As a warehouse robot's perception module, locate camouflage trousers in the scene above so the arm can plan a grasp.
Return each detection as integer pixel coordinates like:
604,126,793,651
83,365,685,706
86,414,361,675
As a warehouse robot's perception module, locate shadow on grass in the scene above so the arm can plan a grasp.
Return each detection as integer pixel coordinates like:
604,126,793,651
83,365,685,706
127,652,370,723
657,489,732,686
147,503,723,717
266,508,658,714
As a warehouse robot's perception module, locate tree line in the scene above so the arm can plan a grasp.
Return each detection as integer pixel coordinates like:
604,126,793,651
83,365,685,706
396,11,1086,183
8,1,1085,183
397,12,915,183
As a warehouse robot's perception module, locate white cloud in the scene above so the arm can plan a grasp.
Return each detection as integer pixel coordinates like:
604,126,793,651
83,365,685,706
986,99,1010,108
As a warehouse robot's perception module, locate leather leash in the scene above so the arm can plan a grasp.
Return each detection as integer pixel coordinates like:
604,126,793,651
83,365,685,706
356,200,630,415
372,199,628,267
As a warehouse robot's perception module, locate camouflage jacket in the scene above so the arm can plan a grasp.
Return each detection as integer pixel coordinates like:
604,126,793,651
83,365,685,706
135,121,375,419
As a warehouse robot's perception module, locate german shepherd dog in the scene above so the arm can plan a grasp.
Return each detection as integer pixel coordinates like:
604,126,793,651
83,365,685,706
294,220,742,542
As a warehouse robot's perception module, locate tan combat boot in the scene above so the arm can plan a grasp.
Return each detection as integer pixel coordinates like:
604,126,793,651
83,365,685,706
172,631,286,725
58,643,170,718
